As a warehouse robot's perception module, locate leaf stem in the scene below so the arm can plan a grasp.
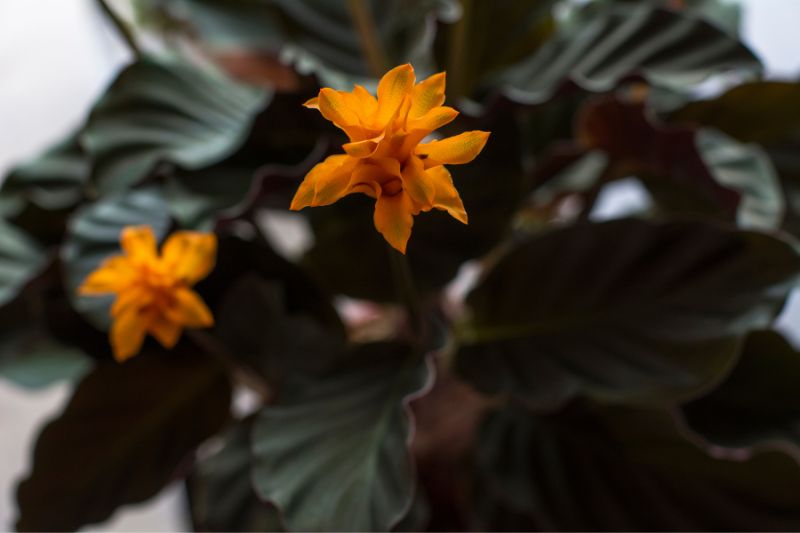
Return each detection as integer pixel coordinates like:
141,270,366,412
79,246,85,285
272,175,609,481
96,0,142,58
387,245,424,342
347,0,389,77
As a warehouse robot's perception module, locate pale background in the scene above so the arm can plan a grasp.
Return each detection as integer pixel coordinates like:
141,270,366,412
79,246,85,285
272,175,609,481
1,1,799,530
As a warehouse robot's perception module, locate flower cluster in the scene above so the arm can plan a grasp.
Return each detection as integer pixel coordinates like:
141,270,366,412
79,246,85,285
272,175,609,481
79,226,216,361
291,64,490,253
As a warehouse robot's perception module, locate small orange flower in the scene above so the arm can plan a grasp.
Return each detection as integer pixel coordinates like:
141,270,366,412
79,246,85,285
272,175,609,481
79,226,217,362
291,64,490,253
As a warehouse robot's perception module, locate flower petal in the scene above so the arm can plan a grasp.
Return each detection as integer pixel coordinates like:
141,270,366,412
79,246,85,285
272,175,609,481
353,84,378,118
416,131,491,165
110,307,147,362
78,256,135,295
343,137,381,158
165,287,214,328
290,155,358,209
401,156,434,207
161,231,217,285
110,285,153,318
317,88,367,139
121,225,158,262
376,64,415,127
373,190,415,254
427,166,468,223
407,106,458,134
303,96,319,109
410,72,446,119
148,315,183,349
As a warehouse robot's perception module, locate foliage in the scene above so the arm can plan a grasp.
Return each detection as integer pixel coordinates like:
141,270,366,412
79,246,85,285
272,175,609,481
4,0,800,531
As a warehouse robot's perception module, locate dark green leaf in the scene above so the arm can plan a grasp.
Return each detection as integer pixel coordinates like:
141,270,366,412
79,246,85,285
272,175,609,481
83,56,269,193
671,82,800,145
62,187,170,329
187,421,284,532
215,274,346,387
0,293,92,390
437,0,558,98
135,0,453,83
252,344,432,531
475,404,800,531
16,349,232,532
499,3,760,104
682,330,800,450
0,220,47,307
1,132,88,217
457,218,800,410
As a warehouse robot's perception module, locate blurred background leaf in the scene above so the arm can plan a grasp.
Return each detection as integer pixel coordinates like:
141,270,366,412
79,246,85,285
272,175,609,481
457,218,800,410
16,348,232,532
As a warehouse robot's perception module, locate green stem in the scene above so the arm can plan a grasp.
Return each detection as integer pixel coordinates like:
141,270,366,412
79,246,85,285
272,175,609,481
387,245,424,341
347,0,389,77
96,0,142,58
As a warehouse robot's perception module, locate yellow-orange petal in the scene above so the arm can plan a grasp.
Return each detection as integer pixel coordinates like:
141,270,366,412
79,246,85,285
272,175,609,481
120,225,158,262
353,84,378,118
78,256,135,295
416,131,491,166
343,137,381,158
407,106,459,134
410,72,446,119
291,155,359,209
374,189,414,254
165,287,214,328
161,231,217,285
110,307,147,362
303,96,319,109
110,285,153,318
148,315,183,349
401,156,434,207
317,88,362,133
376,64,416,127
427,166,468,224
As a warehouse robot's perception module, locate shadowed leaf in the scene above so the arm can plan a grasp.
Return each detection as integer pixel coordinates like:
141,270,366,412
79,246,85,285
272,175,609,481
252,344,433,531
457,218,800,410
16,349,232,532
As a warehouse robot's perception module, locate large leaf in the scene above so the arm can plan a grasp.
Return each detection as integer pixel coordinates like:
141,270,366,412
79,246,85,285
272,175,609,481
456,218,800,410
252,344,433,531
135,0,453,85
682,330,800,450
436,0,558,98
576,94,784,229
187,421,284,532
16,349,232,532
499,2,760,104
62,187,170,329
82,56,269,193
0,219,47,307
474,405,800,531
671,82,800,145
1,132,88,217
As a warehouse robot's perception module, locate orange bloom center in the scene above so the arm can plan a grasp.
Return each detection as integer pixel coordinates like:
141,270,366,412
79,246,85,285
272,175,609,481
78,226,217,362
290,63,490,253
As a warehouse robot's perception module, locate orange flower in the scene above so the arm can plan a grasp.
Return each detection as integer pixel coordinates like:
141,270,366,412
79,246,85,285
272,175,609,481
78,226,217,362
290,64,490,253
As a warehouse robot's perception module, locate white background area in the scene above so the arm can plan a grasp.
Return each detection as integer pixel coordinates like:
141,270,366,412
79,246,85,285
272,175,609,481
1,0,799,530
